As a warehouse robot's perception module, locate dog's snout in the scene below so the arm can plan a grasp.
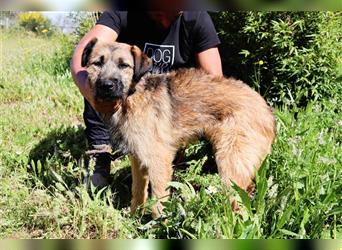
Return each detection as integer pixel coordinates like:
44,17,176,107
101,78,122,90
96,77,124,101
102,79,115,90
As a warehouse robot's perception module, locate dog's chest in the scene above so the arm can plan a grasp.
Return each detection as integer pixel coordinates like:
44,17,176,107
103,97,173,155
102,113,129,154
102,110,154,155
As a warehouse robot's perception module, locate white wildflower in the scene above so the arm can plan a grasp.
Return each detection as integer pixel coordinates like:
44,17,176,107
268,184,278,199
205,185,218,194
292,146,302,157
318,156,337,165
317,131,325,145
267,176,274,187
329,98,337,105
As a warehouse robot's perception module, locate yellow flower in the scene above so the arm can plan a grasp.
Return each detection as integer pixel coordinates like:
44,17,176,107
258,60,264,65
41,29,48,33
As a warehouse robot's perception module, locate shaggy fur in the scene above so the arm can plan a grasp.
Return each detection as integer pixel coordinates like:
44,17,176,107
82,38,276,218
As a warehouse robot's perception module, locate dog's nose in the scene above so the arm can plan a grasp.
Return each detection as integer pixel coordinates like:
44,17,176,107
102,80,115,90
97,78,123,100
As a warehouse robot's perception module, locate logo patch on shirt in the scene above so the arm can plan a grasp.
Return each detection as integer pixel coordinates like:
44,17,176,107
143,43,175,74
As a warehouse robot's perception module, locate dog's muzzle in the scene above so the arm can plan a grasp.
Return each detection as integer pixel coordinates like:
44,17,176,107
95,78,124,101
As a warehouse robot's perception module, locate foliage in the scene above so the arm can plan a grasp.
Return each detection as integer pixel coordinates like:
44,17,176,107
72,12,100,39
17,12,55,36
210,11,342,107
48,34,77,76
36,12,101,76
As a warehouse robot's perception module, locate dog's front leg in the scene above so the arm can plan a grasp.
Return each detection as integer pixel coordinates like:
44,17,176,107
130,155,149,214
147,156,173,219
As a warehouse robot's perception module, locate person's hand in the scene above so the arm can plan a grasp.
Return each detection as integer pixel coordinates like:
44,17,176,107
83,78,96,108
74,70,95,106
75,70,120,114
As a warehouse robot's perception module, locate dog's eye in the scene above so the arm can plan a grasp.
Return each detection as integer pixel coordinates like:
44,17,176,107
92,56,104,67
93,61,103,67
119,63,130,69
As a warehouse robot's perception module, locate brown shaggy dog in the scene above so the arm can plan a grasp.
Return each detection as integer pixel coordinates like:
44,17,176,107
81,38,276,218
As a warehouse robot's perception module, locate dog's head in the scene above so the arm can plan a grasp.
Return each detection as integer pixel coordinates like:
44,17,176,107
82,38,153,105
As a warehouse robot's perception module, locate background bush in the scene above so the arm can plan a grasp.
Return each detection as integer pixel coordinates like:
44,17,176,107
73,12,100,39
17,12,55,36
48,34,77,76
210,11,342,107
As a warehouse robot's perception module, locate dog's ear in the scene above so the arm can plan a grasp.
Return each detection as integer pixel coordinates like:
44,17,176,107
81,38,98,67
131,45,153,82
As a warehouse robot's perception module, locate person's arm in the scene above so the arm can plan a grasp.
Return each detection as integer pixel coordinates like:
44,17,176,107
70,24,118,106
195,47,222,76
191,11,222,77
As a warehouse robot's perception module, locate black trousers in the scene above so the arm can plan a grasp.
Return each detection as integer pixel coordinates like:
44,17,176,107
83,98,111,147
83,99,112,172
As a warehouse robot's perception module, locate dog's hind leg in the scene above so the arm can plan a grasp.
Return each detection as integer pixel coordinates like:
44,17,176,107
209,126,261,211
207,120,268,191
130,155,149,214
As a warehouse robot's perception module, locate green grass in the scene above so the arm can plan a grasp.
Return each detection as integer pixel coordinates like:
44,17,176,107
0,29,341,239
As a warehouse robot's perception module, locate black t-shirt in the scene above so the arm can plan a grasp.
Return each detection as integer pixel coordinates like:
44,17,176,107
96,11,220,74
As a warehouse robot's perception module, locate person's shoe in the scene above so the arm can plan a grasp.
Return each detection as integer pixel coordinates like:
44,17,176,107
90,171,110,189
85,149,112,190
